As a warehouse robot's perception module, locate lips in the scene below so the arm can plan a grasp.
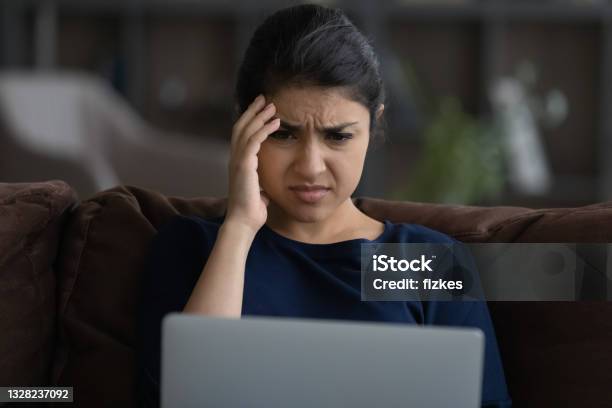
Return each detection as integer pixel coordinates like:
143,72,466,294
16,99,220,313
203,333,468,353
289,185,330,204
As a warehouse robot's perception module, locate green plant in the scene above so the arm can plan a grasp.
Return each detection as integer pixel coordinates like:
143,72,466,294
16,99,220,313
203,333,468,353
391,96,505,204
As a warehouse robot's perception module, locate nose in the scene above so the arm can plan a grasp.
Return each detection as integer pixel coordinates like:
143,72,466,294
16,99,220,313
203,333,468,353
292,138,327,179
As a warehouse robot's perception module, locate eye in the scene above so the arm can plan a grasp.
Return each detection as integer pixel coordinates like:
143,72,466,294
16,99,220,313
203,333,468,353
326,132,353,143
269,130,296,140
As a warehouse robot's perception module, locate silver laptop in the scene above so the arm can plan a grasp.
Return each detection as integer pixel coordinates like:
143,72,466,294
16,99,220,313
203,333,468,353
161,313,484,408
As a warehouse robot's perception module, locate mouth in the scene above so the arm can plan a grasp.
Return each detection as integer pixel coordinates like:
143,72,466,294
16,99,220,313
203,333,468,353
289,185,331,204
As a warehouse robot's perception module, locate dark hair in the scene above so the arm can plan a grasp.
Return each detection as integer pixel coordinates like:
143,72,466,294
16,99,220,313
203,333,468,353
234,4,387,146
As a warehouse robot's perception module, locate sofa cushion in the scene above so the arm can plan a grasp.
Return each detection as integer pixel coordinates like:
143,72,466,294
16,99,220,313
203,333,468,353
0,180,77,386
52,185,227,406
52,186,612,407
356,197,612,406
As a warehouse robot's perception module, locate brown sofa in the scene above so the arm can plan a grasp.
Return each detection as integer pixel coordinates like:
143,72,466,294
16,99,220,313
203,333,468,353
2,180,612,407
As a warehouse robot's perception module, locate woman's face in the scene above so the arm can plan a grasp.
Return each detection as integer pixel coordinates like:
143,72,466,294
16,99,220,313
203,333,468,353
257,85,377,224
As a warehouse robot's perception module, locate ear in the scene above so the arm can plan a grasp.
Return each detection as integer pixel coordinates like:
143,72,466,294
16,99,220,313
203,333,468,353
375,104,385,122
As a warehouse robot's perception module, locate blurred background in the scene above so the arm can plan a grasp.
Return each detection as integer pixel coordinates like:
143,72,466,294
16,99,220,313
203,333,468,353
0,0,610,208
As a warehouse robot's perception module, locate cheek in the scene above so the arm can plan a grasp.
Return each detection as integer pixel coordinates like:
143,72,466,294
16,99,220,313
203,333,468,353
336,150,367,192
333,160,362,188
257,145,286,190
327,151,362,183
340,145,366,173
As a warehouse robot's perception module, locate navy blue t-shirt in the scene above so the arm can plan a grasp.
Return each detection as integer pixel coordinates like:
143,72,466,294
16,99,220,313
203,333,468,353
135,214,512,407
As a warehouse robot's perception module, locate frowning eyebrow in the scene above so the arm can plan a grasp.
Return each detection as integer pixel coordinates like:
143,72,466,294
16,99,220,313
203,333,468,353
278,120,358,132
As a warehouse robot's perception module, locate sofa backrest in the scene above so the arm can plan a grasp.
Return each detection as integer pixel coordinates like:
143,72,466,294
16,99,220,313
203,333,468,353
0,180,77,387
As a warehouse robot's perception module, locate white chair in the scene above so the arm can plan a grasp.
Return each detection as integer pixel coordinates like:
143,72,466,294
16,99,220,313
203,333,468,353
0,70,229,199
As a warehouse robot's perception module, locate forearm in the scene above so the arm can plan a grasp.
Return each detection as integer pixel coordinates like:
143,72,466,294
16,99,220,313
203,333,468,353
182,219,256,318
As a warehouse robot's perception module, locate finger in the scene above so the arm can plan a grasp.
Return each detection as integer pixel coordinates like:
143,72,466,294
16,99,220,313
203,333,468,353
242,118,280,157
234,94,266,135
231,94,266,149
240,103,277,149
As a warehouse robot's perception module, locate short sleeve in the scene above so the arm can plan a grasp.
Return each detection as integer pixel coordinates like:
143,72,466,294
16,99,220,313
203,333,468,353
422,239,513,407
134,215,218,408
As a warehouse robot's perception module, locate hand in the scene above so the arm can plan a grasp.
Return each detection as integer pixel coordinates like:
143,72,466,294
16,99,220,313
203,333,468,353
225,94,280,234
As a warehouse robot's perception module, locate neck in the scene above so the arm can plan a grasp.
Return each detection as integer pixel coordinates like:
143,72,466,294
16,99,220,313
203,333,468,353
265,198,364,243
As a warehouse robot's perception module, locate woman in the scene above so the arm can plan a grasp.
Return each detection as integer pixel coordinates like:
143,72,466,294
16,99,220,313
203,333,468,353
135,4,512,407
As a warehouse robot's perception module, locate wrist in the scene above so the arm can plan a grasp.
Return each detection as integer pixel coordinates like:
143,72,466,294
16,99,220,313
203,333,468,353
220,218,260,242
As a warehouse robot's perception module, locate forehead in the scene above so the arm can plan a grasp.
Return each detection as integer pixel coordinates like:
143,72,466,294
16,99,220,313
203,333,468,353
269,85,369,124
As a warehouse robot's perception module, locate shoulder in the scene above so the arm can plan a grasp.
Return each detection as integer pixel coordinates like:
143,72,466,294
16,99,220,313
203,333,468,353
142,215,225,278
386,221,457,244
158,213,224,233
152,214,225,247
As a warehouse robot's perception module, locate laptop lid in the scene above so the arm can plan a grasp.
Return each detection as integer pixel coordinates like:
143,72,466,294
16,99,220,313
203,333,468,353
162,313,484,408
